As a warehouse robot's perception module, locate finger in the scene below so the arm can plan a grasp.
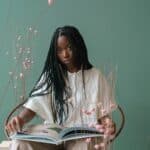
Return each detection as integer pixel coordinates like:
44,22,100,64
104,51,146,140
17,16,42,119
5,124,11,134
95,124,104,130
103,119,114,128
9,119,17,133
7,123,15,135
104,128,112,135
14,116,21,132
104,124,116,135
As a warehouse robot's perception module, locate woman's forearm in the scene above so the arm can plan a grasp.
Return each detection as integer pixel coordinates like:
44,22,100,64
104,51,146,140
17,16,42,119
19,108,36,124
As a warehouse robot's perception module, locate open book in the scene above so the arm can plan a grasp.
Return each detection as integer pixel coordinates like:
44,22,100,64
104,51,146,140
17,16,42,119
10,124,103,145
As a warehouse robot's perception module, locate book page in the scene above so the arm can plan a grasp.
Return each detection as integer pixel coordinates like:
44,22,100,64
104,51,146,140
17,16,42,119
12,124,63,141
59,126,103,139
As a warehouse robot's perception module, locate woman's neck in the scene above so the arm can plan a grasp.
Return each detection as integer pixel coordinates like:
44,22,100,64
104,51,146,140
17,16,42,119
66,64,81,73
67,67,80,73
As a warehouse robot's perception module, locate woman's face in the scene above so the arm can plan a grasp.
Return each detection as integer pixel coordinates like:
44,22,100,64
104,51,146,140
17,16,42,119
56,35,77,71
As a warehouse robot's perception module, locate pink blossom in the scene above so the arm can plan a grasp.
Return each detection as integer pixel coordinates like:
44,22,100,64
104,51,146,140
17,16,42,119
48,0,53,6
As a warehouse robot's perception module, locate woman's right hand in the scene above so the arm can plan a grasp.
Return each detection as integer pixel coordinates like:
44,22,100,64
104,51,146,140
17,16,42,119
5,116,25,134
5,108,35,135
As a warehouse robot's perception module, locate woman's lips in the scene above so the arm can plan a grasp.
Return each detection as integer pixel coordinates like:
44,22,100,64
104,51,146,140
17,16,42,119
63,59,71,63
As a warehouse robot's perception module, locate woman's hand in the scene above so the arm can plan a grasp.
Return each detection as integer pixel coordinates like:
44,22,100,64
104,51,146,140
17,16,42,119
5,108,36,135
5,115,25,134
98,115,116,138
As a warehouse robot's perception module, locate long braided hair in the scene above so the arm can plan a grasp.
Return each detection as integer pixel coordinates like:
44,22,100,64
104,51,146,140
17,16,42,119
29,25,92,124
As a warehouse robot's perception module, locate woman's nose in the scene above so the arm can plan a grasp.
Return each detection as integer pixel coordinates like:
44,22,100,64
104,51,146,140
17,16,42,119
63,50,69,58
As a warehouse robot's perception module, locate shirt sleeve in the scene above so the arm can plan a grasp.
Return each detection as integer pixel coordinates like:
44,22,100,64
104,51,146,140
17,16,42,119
23,94,54,123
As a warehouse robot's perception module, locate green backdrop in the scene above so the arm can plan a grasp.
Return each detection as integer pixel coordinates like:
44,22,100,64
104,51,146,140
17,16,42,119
0,0,150,149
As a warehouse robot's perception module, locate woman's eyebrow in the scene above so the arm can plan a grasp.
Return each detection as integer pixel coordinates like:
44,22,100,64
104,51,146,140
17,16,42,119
57,43,71,49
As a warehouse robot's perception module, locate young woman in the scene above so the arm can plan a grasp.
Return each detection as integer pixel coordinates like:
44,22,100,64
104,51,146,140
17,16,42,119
6,25,116,150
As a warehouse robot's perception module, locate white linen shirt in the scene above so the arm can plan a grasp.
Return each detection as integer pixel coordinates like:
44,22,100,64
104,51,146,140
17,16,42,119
23,67,117,127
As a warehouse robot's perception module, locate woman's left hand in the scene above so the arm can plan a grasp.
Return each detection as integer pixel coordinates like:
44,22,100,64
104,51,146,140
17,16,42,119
98,115,116,138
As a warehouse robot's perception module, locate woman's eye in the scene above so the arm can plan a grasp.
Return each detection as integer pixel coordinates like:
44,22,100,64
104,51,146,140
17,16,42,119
67,45,72,50
57,48,62,52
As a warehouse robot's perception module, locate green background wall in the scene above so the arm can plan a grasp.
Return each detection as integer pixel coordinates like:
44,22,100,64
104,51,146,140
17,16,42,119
0,0,150,149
